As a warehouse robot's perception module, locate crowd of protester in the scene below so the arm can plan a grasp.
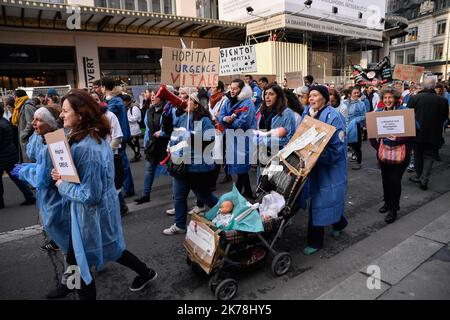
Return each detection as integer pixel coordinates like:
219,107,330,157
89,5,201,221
1,73,449,299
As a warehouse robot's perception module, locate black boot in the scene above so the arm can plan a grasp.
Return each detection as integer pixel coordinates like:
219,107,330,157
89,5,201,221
0,198,4,209
134,195,150,204
378,203,389,214
385,209,397,224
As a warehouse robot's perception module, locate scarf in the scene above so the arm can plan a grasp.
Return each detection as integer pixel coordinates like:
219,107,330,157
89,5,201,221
210,92,223,110
259,109,276,131
12,96,29,126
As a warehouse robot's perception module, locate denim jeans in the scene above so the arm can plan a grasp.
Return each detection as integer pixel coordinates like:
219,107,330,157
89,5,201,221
143,159,158,197
119,147,134,195
173,174,218,229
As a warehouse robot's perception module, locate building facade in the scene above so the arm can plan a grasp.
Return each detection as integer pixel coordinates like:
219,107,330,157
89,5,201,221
0,0,241,90
388,0,450,80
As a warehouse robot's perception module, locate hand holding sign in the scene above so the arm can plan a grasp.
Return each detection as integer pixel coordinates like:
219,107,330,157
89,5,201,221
45,129,80,184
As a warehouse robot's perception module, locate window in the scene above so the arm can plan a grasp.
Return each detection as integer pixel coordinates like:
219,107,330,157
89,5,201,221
408,27,418,41
434,44,444,60
395,51,404,64
196,0,218,19
406,49,415,64
93,0,174,13
436,0,448,11
437,20,447,36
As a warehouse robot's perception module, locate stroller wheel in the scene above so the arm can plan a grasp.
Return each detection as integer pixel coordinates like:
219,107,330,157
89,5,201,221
271,252,292,277
208,275,222,293
215,279,238,301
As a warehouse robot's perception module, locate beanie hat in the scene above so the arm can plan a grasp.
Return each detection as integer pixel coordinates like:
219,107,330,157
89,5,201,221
47,88,59,97
14,89,27,98
189,92,207,108
310,85,330,104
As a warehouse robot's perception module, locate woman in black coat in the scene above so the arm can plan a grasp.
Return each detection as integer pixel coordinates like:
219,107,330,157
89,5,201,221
0,103,35,209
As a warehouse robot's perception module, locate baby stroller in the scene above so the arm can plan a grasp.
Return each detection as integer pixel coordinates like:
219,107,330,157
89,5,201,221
184,116,337,300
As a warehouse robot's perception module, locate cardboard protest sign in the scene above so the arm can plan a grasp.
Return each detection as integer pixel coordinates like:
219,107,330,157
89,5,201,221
219,45,257,76
44,129,80,183
353,56,393,85
161,47,220,87
393,64,425,83
183,214,220,274
285,71,304,89
366,109,416,139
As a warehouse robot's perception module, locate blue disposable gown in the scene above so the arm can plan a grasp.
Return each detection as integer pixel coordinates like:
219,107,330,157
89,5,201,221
169,113,216,173
345,99,366,144
57,135,126,285
218,93,256,175
301,106,348,226
257,107,297,150
19,133,70,253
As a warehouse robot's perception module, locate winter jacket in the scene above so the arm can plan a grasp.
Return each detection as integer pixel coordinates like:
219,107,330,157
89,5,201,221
407,90,449,147
18,99,38,163
0,117,18,167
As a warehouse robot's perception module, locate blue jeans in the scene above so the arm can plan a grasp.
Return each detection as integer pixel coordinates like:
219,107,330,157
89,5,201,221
143,159,158,197
119,147,134,195
173,175,218,229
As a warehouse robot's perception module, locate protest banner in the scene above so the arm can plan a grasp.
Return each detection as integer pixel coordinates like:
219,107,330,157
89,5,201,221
161,47,220,87
219,45,257,76
366,109,416,139
285,71,304,89
352,56,393,85
393,64,425,83
44,129,80,183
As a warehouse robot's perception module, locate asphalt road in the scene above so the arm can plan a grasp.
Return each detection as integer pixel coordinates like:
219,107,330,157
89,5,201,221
1,133,450,300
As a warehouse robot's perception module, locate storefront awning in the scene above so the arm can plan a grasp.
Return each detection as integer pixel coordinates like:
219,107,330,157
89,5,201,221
0,0,245,40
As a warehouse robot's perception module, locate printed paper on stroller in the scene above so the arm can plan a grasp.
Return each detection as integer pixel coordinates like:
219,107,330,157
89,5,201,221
186,221,216,256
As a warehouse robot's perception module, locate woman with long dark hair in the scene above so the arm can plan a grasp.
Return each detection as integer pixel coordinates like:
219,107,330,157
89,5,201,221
51,90,157,299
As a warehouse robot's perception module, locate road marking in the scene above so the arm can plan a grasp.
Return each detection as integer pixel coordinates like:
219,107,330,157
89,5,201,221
0,225,43,245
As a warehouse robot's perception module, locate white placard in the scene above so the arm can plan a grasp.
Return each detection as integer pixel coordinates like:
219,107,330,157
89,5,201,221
279,126,318,159
376,116,405,135
220,45,257,76
48,141,77,176
186,221,215,257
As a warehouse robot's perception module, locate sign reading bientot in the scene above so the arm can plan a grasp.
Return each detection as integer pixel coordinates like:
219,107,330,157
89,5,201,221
219,45,257,76
161,47,220,87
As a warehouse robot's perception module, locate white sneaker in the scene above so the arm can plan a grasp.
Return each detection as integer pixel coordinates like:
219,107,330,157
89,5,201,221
163,224,186,235
166,208,175,215
188,205,206,215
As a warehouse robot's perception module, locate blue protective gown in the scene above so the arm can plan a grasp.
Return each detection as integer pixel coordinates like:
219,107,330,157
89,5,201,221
345,99,366,144
218,93,256,175
301,106,348,226
57,135,126,285
19,133,70,253
257,107,297,150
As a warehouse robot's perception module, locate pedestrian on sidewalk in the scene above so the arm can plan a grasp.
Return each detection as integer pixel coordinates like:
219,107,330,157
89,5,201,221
300,85,348,256
52,90,157,300
0,103,36,209
369,88,412,224
407,79,448,190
